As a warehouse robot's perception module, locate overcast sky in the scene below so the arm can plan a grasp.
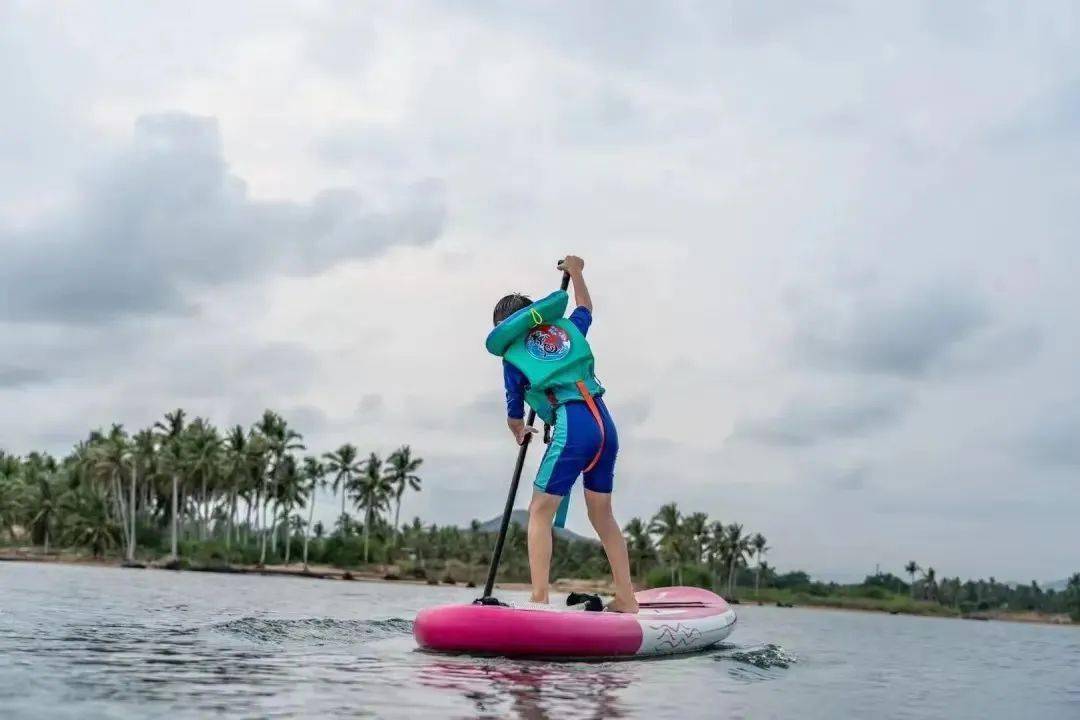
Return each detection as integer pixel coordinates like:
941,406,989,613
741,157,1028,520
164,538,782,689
2,1,1077,583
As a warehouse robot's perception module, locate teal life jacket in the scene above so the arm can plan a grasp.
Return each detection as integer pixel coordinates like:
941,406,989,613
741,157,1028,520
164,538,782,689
485,290,604,426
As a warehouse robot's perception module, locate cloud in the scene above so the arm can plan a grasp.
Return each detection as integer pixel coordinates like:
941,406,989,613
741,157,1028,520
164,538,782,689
1,1,1079,583
728,0,847,43
942,324,1044,375
0,366,48,388
614,396,652,429
828,464,871,492
207,340,319,392
733,389,909,446
414,395,506,432
790,286,992,378
280,404,331,438
829,464,872,492
355,393,385,418
991,79,1080,144
0,113,445,324
1023,406,1080,468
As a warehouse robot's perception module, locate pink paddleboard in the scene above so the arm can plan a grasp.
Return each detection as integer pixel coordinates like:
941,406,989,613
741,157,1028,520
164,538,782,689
414,586,736,658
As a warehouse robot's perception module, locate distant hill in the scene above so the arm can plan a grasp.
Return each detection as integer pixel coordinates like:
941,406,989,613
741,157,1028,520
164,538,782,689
477,509,598,544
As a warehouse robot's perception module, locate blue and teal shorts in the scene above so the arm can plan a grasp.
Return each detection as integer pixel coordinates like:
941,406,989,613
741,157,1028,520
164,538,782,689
535,397,619,497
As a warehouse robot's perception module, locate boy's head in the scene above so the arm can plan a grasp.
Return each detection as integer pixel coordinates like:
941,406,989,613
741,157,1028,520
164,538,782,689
493,293,532,325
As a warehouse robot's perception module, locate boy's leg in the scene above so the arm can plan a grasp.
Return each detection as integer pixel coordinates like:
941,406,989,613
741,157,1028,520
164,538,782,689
527,490,563,603
581,399,636,611
583,489,638,613
529,404,579,603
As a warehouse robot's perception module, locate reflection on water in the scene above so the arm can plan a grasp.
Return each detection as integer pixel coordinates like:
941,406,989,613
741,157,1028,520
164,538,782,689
415,643,799,718
419,658,634,720
2,563,1076,719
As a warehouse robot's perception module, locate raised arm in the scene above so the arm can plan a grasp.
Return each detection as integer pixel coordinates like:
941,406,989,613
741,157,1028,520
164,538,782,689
558,255,592,313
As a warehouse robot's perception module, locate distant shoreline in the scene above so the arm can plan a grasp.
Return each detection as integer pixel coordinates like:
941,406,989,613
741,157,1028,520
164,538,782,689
0,550,613,595
3,551,1074,628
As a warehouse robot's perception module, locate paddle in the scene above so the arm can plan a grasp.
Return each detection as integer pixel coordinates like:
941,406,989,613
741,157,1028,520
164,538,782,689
477,265,571,604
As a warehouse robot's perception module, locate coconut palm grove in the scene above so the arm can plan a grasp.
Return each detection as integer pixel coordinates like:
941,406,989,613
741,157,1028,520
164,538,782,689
1,407,1078,623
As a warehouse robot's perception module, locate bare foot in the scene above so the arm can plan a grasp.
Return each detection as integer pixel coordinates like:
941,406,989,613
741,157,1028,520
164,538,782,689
604,598,640,614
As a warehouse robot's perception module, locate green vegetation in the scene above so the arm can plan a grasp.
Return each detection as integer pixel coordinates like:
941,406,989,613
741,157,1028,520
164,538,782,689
616,505,1080,623
0,408,618,583
0,408,433,571
2,412,1078,624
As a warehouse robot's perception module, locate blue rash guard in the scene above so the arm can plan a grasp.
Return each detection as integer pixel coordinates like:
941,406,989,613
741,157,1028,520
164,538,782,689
501,306,619,498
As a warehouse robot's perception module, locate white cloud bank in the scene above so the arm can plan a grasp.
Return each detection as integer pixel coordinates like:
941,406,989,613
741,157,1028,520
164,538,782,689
2,0,1078,581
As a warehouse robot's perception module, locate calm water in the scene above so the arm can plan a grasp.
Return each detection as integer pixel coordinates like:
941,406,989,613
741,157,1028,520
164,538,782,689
0,563,1077,719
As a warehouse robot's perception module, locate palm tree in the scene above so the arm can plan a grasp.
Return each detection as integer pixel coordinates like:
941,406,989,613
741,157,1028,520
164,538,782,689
131,428,157,530
352,453,391,564
705,521,727,590
751,533,769,596
90,425,133,556
153,409,187,560
0,457,24,542
724,524,752,597
405,516,426,568
1068,574,1080,620
300,456,326,571
682,511,709,564
288,513,305,560
384,445,423,549
274,455,305,564
757,561,773,589
241,433,270,547
268,453,304,565
923,567,938,601
184,419,222,541
905,561,920,598
61,485,121,557
24,456,59,554
221,425,252,551
323,443,362,522
463,518,484,583
334,512,353,537
255,411,304,564
648,503,682,584
623,517,655,580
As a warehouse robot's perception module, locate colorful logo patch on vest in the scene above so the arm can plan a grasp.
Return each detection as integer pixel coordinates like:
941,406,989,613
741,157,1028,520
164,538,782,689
525,324,571,361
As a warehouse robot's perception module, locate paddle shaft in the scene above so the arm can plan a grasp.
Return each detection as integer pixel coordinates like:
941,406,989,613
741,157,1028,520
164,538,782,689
480,268,571,600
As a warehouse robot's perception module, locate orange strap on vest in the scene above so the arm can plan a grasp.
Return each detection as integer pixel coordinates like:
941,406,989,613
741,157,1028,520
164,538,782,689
576,380,605,473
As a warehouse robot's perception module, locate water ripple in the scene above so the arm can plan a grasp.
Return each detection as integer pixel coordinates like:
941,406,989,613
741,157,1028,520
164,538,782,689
719,642,798,669
209,616,414,644
3,563,1076,719
711,642,797,682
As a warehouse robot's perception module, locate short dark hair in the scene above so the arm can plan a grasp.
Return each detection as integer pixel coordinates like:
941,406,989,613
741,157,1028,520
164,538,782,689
493,293,532,325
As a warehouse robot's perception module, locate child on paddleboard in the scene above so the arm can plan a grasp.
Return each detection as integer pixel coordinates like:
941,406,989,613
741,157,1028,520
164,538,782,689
487,256,638,613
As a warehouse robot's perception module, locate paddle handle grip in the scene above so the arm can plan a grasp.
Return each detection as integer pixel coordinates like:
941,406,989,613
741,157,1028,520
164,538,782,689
557,259,572,291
